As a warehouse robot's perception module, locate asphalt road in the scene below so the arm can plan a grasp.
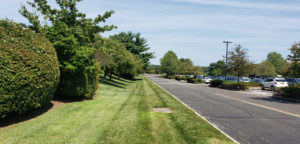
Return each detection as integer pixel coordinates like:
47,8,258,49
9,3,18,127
147,75,300,144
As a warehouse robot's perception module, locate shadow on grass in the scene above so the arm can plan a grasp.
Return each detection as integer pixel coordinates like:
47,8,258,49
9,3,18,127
52,96,85,103
100,76,142,89
0,102,54,129
102,80,126,89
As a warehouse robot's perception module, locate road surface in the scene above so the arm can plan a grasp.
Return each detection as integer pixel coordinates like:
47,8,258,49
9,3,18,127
147,75,300,144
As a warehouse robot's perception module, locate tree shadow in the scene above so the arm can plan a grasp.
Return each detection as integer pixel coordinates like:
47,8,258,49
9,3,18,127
250,97,300,104
52,96,85,103
101,79,126,89
0,102,54,129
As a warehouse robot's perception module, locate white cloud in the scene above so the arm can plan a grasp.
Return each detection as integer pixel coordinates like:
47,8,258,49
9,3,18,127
171,0,300,12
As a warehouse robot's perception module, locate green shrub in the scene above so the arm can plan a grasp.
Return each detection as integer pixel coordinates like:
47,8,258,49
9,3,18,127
187,78,203,84
55,68,98,99
274,87,300,100
187,78,196,83
210,80,223,87
247,82,261,87
0,20,60,118
175,76,185,81
167,75,176,79
219,81,249,90
196,79,205,83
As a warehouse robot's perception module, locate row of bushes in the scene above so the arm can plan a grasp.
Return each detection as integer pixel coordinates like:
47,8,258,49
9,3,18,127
209,80,261,90
187,78,204,84
274,84,300,100
165,75,204,84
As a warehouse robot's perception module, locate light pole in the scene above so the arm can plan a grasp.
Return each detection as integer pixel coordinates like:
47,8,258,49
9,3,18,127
223,41,232,81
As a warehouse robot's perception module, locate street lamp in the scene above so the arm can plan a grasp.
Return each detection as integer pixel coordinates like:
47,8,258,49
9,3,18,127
223,41,232,81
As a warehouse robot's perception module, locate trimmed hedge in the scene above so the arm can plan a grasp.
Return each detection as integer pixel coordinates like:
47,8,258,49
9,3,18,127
247,82,261,87
187,78,204,84
210,80,249,90
166,75,176,79
55,69,98,99
175,76,186,81
209,80,223,87
274,87,300,100
0,20,60,118
219,81,249,90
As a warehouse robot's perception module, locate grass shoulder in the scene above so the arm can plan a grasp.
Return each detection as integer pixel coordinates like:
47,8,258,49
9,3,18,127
0,76,234,144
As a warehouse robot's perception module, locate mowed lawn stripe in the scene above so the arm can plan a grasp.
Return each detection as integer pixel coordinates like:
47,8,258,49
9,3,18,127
0,76,234,144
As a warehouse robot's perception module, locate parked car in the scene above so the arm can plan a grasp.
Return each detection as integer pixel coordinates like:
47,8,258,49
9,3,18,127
226,77,238,82
261,78,288,91
239,77,251,82
297,78,300,84
203,77,212,83
285,78,300,86
251,78,264,84
196,76,204,80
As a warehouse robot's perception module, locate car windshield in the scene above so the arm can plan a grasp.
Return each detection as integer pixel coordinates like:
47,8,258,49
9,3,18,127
296,78,300,83
276,80,286,82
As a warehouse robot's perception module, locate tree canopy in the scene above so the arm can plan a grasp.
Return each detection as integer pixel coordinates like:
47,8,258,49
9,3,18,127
110,32,154,70
160,51,179,76
227,45,251,82
19,0,115,98
256,61,277,77
208,60,226,76
95,37,143,80
266,52,287,75
179,58,195,75
287,42,300,77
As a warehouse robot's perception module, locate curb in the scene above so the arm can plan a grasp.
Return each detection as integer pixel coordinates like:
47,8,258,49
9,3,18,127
146,76,240,144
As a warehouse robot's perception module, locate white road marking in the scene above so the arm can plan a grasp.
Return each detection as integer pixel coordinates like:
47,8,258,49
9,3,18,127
215,93,300,118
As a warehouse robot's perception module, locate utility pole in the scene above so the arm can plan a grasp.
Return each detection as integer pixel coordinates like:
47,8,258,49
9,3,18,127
223,41,232,81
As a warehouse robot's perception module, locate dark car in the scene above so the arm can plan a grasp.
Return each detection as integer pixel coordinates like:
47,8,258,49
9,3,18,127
251,78,264,84
285,78,300,86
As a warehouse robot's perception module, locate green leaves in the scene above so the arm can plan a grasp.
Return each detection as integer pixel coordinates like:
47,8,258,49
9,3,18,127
19,0,116,98
227,45,251,81
160,51,179,76
95,37,143,80
0,20,60,118
110,32,154,70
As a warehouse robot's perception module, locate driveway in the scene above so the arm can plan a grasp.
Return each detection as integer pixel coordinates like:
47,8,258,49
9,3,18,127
147,75,300,144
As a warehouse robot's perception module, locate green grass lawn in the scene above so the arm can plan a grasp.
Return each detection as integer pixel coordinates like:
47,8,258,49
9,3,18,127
0,76,234,144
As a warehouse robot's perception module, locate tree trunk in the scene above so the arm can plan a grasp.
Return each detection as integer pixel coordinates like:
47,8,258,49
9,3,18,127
102,72,107,82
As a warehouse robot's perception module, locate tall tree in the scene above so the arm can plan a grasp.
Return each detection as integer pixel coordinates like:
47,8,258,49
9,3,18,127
179,58,194,75
19,0,115,98
256,61,277,77
95,37,143,80
208,60,226,76
227,45,251,82
160,51,179,76
193,66,203,76
287,42,300,77
110,31,154,70
266,52,287,75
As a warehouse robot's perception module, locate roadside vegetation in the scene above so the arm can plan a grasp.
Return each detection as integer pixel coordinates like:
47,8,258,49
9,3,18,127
1,0,151,118
0,77,234,144
0,20,60,118
156,42,300,97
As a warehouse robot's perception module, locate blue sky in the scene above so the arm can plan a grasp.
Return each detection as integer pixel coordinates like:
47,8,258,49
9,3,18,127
1,0,300,66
